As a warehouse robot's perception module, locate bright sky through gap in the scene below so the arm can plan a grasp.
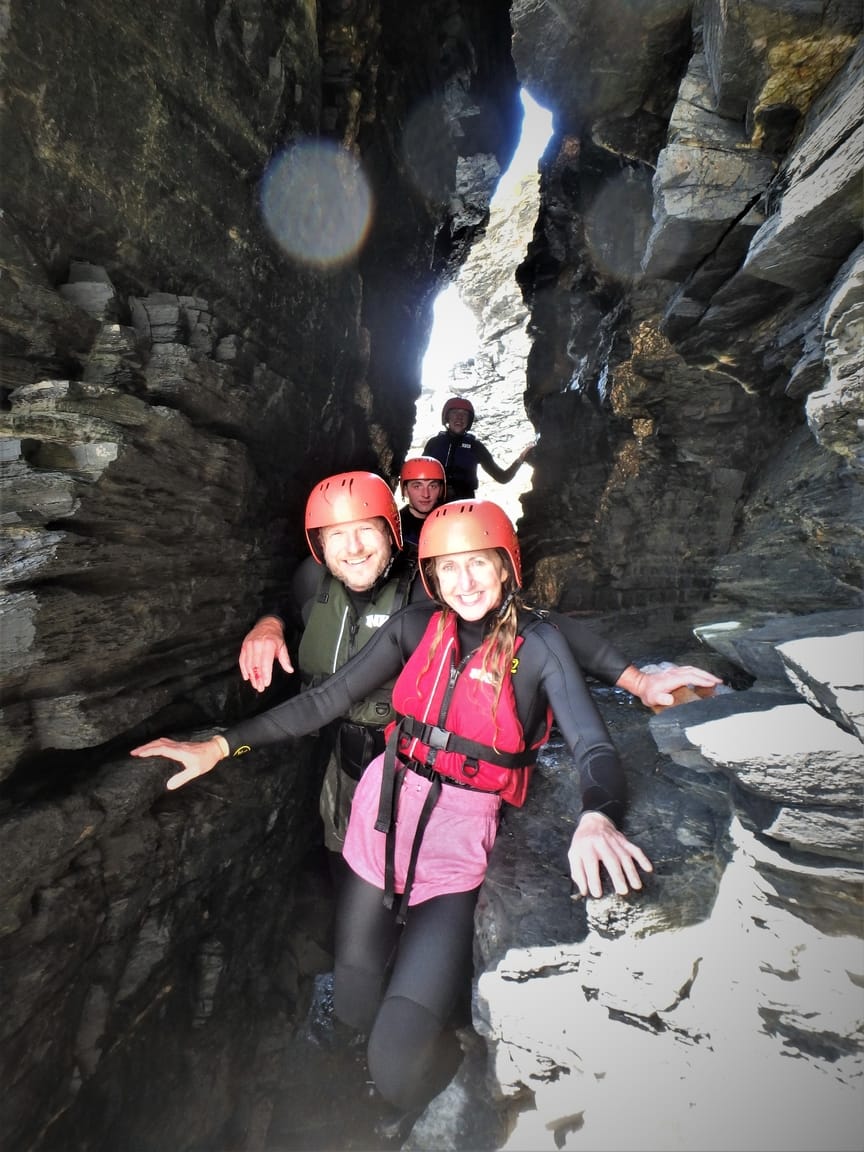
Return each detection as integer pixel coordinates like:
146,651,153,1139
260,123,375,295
421,90,553,392
492,89,554,206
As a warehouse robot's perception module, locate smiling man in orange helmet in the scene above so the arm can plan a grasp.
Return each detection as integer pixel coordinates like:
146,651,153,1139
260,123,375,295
239,471,425,860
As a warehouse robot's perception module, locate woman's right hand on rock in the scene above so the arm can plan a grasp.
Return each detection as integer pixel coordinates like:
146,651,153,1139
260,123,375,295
130,735,226,791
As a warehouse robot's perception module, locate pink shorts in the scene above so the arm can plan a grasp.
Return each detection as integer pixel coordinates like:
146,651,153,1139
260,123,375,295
343,752,503,905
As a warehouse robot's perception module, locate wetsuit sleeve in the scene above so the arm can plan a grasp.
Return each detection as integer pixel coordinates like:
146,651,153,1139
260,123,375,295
543,611,630,686
291,555,322,627
223,604,434,755
422,434,446,465
515,622,626,827
472,438,523,484
409,574,433,604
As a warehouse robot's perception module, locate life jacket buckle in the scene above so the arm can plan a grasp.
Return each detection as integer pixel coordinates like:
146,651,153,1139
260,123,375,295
422,723,451,751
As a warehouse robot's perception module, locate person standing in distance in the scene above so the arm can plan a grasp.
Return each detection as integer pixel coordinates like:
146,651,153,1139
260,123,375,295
423,396,534,501
398,456,446,557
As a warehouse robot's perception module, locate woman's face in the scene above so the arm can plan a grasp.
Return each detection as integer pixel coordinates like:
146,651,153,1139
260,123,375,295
433,548,507,621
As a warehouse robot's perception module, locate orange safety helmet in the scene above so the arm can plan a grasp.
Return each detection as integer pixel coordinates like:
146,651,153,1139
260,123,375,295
399,455,446,497
441,396,475,429
304,471,402,563
418,499,521,597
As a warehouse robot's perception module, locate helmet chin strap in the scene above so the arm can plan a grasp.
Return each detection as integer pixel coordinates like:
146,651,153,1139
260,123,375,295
495,588,516,620
371,552,395,593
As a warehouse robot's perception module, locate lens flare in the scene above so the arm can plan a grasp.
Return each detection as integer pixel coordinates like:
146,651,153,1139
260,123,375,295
583,169,652,282
401,98,454,206
260,139,374,267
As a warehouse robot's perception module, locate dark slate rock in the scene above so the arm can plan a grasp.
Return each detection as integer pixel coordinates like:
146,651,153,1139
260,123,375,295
682,699,863,805
642,53,776,282
649,684,804,766
741,40,864,293
777,629,864,739
693,608,863,684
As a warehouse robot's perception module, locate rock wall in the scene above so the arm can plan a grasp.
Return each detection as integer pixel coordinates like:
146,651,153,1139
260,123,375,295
454,610,863,1152
514,0,862,633
1,3,521,1148
1,0,520,770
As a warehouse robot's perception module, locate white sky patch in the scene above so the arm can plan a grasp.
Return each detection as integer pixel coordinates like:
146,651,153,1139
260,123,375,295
419,88,554,403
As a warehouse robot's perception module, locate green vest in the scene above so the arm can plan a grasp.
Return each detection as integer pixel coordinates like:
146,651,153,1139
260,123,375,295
297,569,411,728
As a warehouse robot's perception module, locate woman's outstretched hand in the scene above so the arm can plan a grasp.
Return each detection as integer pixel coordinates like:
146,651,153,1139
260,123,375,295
617,663,722,710
568,810,653,898
130,735,227,791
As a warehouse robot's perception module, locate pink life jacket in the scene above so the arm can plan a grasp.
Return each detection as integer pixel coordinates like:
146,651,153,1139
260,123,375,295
386,610,552,807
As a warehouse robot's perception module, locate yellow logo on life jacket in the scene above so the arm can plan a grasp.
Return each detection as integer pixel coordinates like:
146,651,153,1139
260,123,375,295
510,657,520,674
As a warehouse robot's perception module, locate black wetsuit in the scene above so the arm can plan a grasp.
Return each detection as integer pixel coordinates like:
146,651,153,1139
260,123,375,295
268,563,630,716
423,430,525,501
398,503,425,556
226,603,624,812
224,602,627,1114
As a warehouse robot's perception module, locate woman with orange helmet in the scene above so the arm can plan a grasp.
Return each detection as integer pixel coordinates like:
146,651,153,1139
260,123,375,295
422,395,534,500
133,499,652,1140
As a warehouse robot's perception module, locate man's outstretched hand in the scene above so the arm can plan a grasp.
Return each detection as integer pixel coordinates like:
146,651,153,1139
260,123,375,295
238,616,294,692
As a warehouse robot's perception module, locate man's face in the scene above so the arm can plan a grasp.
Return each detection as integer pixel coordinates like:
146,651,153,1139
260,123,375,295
319,516,392,591
445,408,470,434
405,478,444,517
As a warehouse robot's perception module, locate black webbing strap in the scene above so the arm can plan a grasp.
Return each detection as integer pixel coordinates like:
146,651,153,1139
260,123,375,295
381,761,408,911
316,570,332,603
376,722,406,911
374,721,444,920
393,565,413,609
397,714,537,769
394,776,441,924
375,723,404,836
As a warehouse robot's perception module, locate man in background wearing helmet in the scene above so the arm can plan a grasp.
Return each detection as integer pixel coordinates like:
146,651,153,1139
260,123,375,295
238,471,424,861
423,395,534,501
398,456,446,556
